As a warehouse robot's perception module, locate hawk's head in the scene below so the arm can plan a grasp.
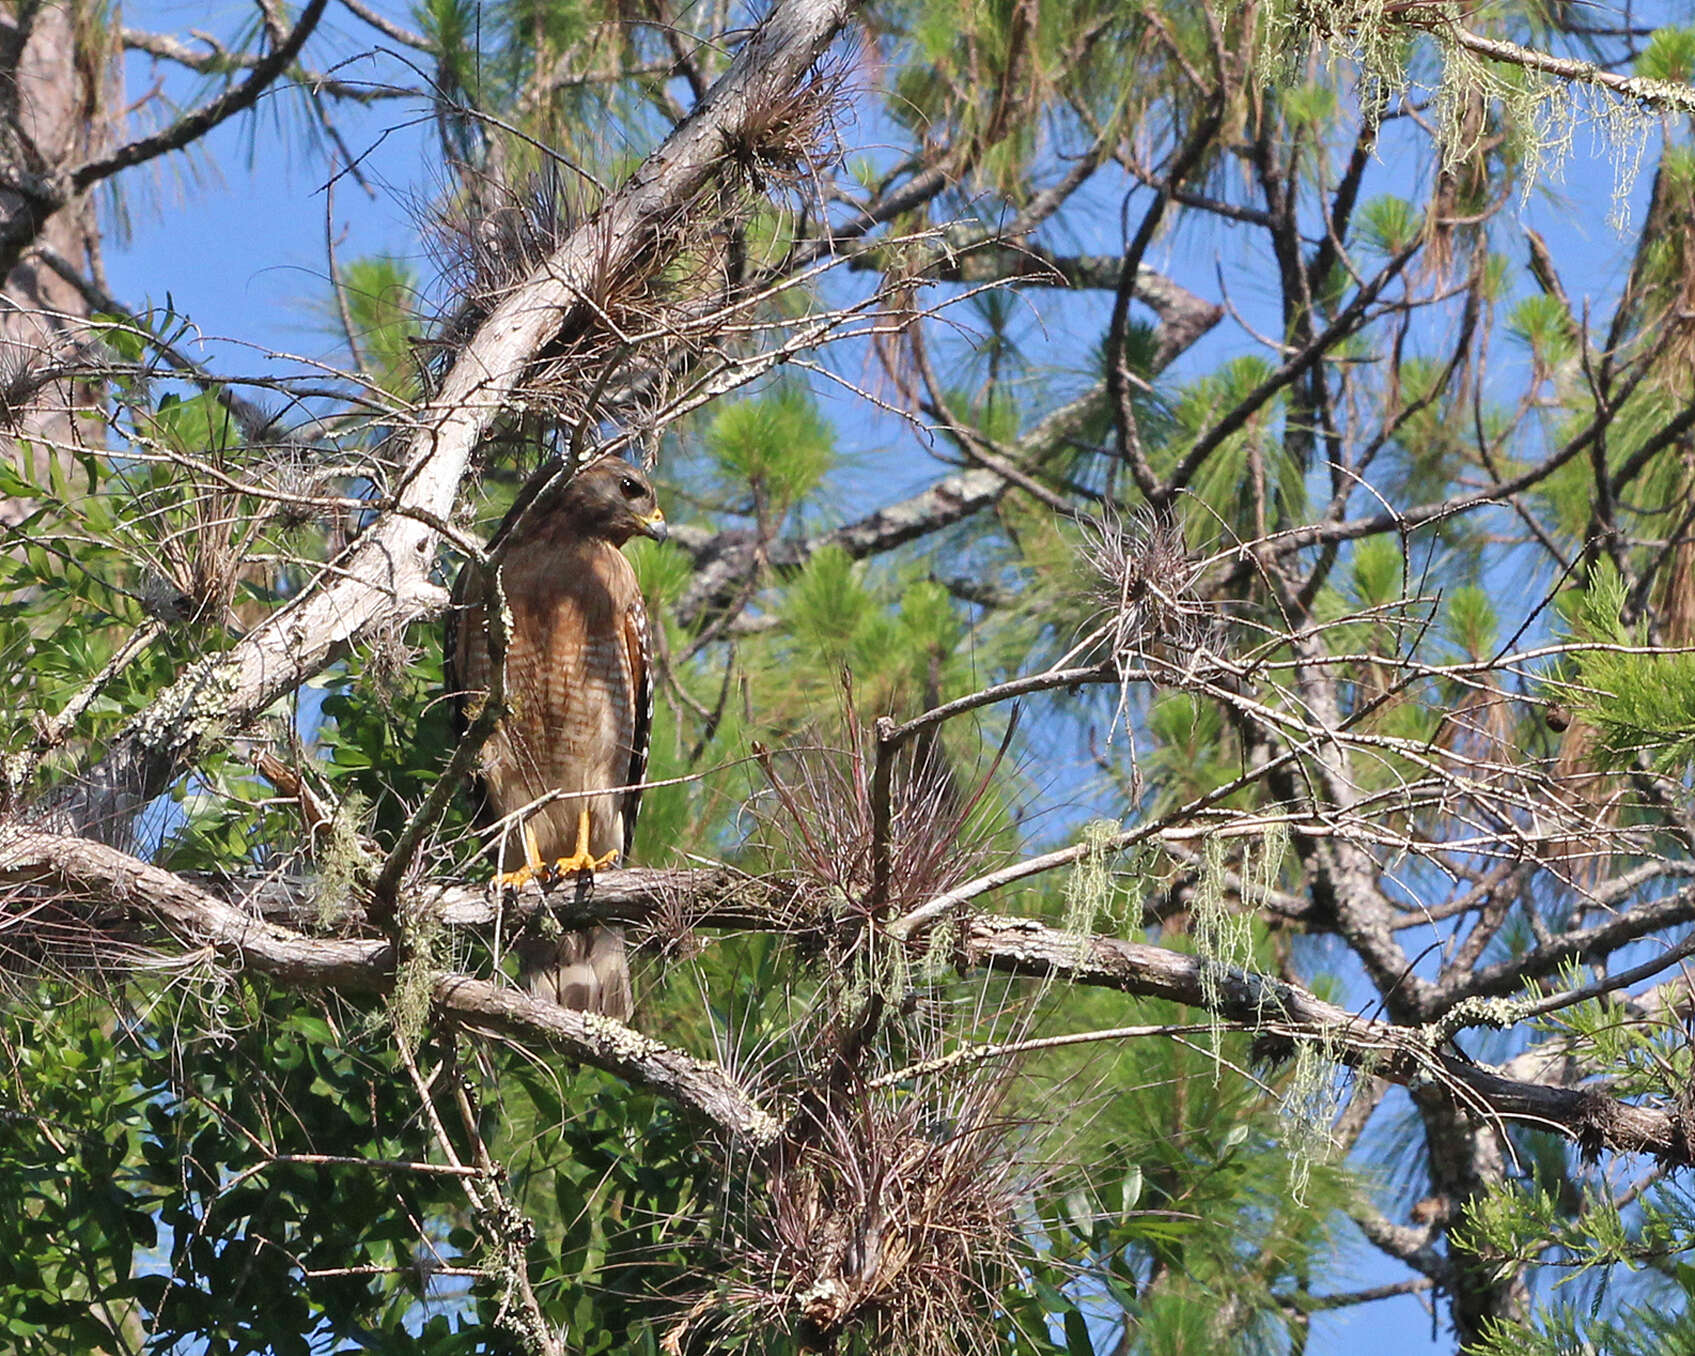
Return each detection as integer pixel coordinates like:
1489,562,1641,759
557,459,668,545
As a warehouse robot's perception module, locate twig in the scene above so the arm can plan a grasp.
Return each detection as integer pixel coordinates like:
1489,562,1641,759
369,546,504,916
1508,931,1695,1023
338,0,432,49
73,0,332,193
391,1039,559,1356
1,620,163,809
869,1022,1213,1088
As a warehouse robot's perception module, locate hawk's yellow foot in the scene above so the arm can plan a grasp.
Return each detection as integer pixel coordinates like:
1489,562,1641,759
550,806,620,877
495,824,545,890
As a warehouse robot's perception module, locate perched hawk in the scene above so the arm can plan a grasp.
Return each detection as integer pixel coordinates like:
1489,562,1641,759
446,457,667,1020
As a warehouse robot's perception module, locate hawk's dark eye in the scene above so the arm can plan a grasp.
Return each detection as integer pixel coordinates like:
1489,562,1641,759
619,476,642,498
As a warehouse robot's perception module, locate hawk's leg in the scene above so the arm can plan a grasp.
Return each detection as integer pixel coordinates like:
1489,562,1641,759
551,806,619,878
495,822,546,890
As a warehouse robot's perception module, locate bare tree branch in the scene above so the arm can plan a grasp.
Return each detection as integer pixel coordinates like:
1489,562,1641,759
6,826,1691,1168
71,0,330,196
1403,18,1695,114
0,828,778,1142
670,383,1105,628
120,23,396,101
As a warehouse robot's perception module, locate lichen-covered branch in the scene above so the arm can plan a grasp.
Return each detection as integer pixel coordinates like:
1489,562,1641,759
961,914,1695,1165
0,828,777,1142
5,825,1689,1167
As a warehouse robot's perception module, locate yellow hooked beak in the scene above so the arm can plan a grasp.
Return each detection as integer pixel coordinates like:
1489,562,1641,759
639,506,668,542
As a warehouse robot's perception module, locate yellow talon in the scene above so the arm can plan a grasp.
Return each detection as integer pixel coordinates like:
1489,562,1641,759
550,807,619,878
496,823,545,890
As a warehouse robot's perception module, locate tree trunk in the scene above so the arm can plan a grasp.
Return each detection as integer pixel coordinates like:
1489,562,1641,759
1416,1093,1530,1346
0,0,110,526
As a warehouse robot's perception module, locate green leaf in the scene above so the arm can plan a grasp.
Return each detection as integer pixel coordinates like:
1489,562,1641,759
1120,1164,1143,1218
1063,1308,1095,1356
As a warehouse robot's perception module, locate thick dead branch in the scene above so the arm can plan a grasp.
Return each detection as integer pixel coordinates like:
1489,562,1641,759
439,976,779,1143
0,828,777,1142
962,914,1695,1165
224,863,807,934
1352,1205,1450,1282
5,826,1691,1168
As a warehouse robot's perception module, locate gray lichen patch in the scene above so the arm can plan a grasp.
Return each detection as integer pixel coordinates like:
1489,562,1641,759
129,653,243,763
569,1008,782,1143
